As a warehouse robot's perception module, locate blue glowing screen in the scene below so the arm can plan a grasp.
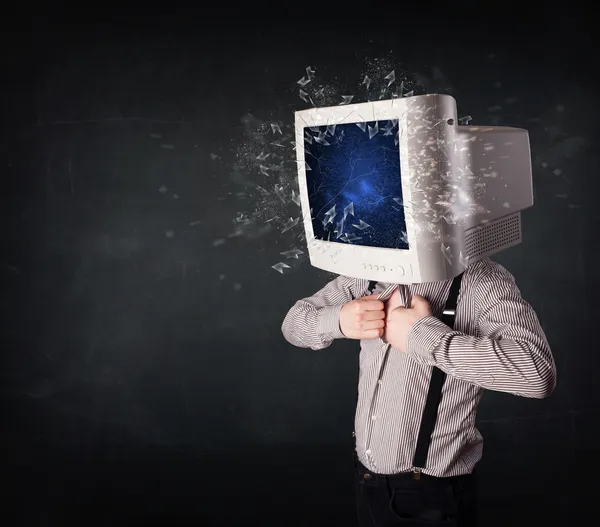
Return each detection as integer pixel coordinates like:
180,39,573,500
303,120,409,249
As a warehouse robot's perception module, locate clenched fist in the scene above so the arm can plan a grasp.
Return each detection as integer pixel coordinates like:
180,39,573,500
339,294,386,340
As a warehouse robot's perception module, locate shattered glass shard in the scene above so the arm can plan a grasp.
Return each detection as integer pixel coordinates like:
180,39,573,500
256,152,270,161
315,87,325,97
382,121,395,136
368,122,379,139
324,205,336,221
271,123,282,134
271,143,285,148
343,202,355,220
362,75,371,89
281,248,304,259
297,76,311,87
326,124,336,136
345,234,362,242
458,251,469,267
299,90,309,102
441,243,453,264
281,217,300,233
403,90,414,97
314,132,330,146
356,122,367,132
236,213,250,223
272,262,291,274
259,165,269,176
309,126,320,132
393,197,403,207
352,219,371,230
384,70,396,87
340,95,354,105
458,115,472,125
209,152,218,159
378,88,387,100
274,184,286,203
394,131,400,146
158,185,168,193
400,231,408,245
459,165,474,176
304,133,313,144
502,202,510,208
306,66,316,79
334,219,344,238
291,190,301,206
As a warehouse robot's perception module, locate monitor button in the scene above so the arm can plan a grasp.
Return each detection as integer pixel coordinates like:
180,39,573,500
368,264,373,270
362,263,366,269
374,265,379,271
396,265,405,276
381,266,386,272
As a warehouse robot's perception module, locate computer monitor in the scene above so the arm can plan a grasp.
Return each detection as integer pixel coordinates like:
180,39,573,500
294,94,533,284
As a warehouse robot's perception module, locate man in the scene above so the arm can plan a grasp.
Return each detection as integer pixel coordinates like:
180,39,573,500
281,257,556,526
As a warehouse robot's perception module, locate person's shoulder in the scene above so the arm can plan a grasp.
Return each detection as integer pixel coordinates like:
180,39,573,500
464,257,516,284
332,274,364,290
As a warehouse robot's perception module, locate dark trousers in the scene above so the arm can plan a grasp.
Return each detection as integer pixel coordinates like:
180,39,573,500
354,452,478,526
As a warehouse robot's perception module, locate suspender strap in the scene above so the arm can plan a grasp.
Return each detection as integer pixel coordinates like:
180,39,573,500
411,272,464,472
366,280,378,295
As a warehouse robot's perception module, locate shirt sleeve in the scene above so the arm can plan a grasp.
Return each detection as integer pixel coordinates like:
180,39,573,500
281,275,366,350
405,261,557,398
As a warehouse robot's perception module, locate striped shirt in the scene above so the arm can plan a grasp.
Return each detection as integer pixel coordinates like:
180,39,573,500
281,257,556,477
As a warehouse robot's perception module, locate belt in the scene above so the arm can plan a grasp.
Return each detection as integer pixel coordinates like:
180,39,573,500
353,450,469,487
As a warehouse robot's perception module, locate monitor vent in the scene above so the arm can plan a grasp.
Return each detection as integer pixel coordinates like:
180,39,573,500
465,213,522,260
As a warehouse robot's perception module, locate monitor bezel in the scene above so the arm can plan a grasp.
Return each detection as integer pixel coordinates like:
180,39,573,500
294,98,421,281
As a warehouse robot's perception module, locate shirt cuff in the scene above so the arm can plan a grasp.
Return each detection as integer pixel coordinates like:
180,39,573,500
406,316,452,365
317,305,346,340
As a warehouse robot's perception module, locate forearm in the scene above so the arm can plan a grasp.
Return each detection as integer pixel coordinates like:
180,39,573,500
281,302,345,350
406,317,556,398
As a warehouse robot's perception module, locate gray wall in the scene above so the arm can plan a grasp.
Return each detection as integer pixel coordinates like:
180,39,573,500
2,9,598,526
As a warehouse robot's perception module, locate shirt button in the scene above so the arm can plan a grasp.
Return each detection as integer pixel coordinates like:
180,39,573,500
366,449,372,455
363,473,371,480
377,380,382,385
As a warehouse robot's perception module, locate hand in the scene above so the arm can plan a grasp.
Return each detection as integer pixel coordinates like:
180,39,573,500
339,294,385,340
384,294,432,352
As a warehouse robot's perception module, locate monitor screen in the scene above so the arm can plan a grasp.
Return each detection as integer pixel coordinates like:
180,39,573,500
303,120,409,249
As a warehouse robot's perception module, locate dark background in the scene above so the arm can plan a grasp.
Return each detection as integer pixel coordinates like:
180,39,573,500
2,7,598,526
